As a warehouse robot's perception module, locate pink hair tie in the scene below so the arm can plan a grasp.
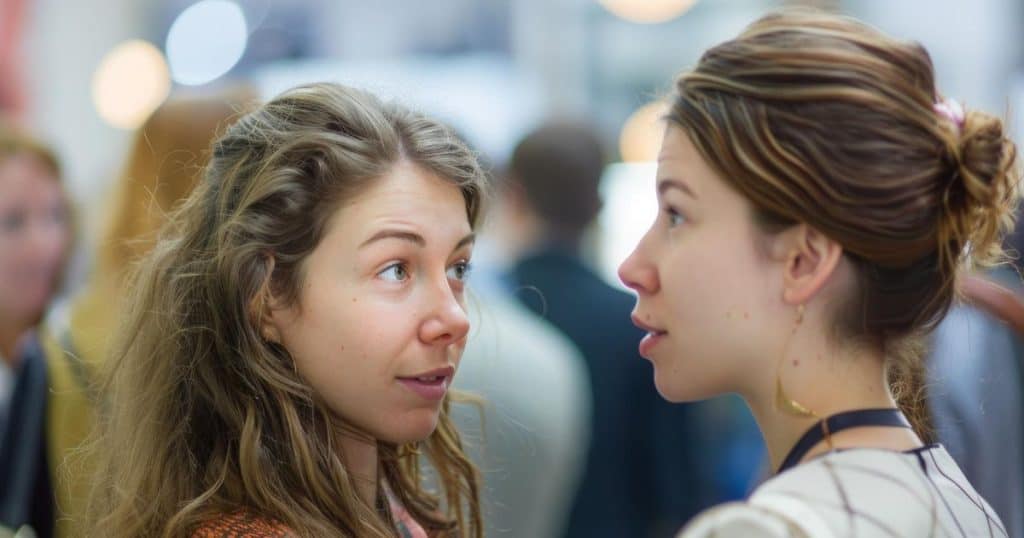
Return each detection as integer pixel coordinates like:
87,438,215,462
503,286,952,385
934,97,965,131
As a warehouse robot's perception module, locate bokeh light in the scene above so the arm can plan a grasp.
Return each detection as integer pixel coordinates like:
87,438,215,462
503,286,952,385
598,0,698,24
92,40,171,129
619,100,668,163
166,0,248,86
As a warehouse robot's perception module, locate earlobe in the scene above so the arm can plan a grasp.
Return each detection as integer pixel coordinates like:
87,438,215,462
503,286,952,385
261,324,281,344
781,225,843,306
253,253,284,344
258,296,284,344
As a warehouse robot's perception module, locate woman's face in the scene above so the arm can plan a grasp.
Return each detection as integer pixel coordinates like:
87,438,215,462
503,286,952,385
0,153,70,329
267,160,474,444
618,126,784,402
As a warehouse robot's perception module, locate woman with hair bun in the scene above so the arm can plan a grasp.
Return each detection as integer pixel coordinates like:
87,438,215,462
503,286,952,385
618,10,1018,536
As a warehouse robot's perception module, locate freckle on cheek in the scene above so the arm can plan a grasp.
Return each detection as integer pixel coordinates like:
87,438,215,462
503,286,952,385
742,311,749,320
792,358,800,366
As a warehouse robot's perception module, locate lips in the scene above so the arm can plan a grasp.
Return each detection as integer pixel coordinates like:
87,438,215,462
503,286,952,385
631,314,667,358
631,314,667,335
397,366,455,401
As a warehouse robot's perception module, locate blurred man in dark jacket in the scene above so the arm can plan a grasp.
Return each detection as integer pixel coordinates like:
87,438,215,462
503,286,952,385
499,121,710,537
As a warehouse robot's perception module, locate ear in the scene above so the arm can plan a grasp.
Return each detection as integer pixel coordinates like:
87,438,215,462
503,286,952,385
261,310,283,344
778,224,844,306
254,254,285,344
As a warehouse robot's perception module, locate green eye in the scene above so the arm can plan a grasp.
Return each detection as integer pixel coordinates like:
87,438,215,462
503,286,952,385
379,263,409,282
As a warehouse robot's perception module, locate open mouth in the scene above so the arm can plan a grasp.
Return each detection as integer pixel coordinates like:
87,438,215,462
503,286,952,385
631,314,667,336
631,315,667,357
397,366,454,401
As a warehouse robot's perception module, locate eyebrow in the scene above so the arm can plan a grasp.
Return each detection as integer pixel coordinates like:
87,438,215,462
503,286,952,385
657,178,698,199
359,229,476,251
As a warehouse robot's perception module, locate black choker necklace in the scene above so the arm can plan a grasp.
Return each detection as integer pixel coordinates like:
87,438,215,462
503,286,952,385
777,408,912,474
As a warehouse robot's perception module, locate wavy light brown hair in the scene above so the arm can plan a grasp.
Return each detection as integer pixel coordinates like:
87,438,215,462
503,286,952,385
669,10,1020,435
87,83,485,537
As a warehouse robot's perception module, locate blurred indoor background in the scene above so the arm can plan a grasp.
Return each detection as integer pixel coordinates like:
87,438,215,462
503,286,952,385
3,1,1023,536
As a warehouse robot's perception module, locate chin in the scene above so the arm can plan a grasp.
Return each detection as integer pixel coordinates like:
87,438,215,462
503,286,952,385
653,375,687,403
379,408,442,444
653,367,717,403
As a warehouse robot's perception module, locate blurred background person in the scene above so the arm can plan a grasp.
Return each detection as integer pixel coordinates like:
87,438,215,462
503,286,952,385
0,126,73,536
453,285,591,538
444,132,593,538
928,222,1024,538
495,120,711,537
38,87,255,538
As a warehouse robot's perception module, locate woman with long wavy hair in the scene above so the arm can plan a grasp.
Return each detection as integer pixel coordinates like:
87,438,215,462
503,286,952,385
87,82,484,538
618,10,1018,537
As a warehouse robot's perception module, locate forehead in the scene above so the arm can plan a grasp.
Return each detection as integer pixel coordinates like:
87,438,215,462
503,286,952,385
339,161,470,232
657,125,759,217
658,127,721,193
657,126,708,173
0,154,62,201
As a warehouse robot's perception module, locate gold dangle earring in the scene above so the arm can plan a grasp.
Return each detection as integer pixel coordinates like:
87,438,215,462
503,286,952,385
774,304,820,419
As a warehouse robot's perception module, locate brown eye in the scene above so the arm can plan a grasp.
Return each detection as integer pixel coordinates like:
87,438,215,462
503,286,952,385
447,261,472,282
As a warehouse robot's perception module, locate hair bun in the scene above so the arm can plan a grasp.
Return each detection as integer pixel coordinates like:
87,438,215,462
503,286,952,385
938,108,1018,272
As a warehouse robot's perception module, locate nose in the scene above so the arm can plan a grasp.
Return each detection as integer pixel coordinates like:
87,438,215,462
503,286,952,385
419,279,471,346
28,213,68,265
618,240,659,295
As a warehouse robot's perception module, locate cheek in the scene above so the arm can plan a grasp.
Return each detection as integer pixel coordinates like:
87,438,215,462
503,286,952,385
0,234,61,314
659,237,759,325
653,234,773,398
42,228,71,262
284,295,441,443
289,299,407,387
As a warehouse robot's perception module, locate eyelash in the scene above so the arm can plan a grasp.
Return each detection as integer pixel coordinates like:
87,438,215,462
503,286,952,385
448,260,473,283
376,260,474,284
664,206,686,228
378,262,409,282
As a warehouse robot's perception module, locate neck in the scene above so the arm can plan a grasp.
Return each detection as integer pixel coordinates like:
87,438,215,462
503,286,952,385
744,330,919,473
338,428,379,507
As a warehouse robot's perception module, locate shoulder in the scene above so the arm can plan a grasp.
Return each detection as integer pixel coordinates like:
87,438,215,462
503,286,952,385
722,447,1003,538
676,450,918,538
675,501,811,538
191,511,294,538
